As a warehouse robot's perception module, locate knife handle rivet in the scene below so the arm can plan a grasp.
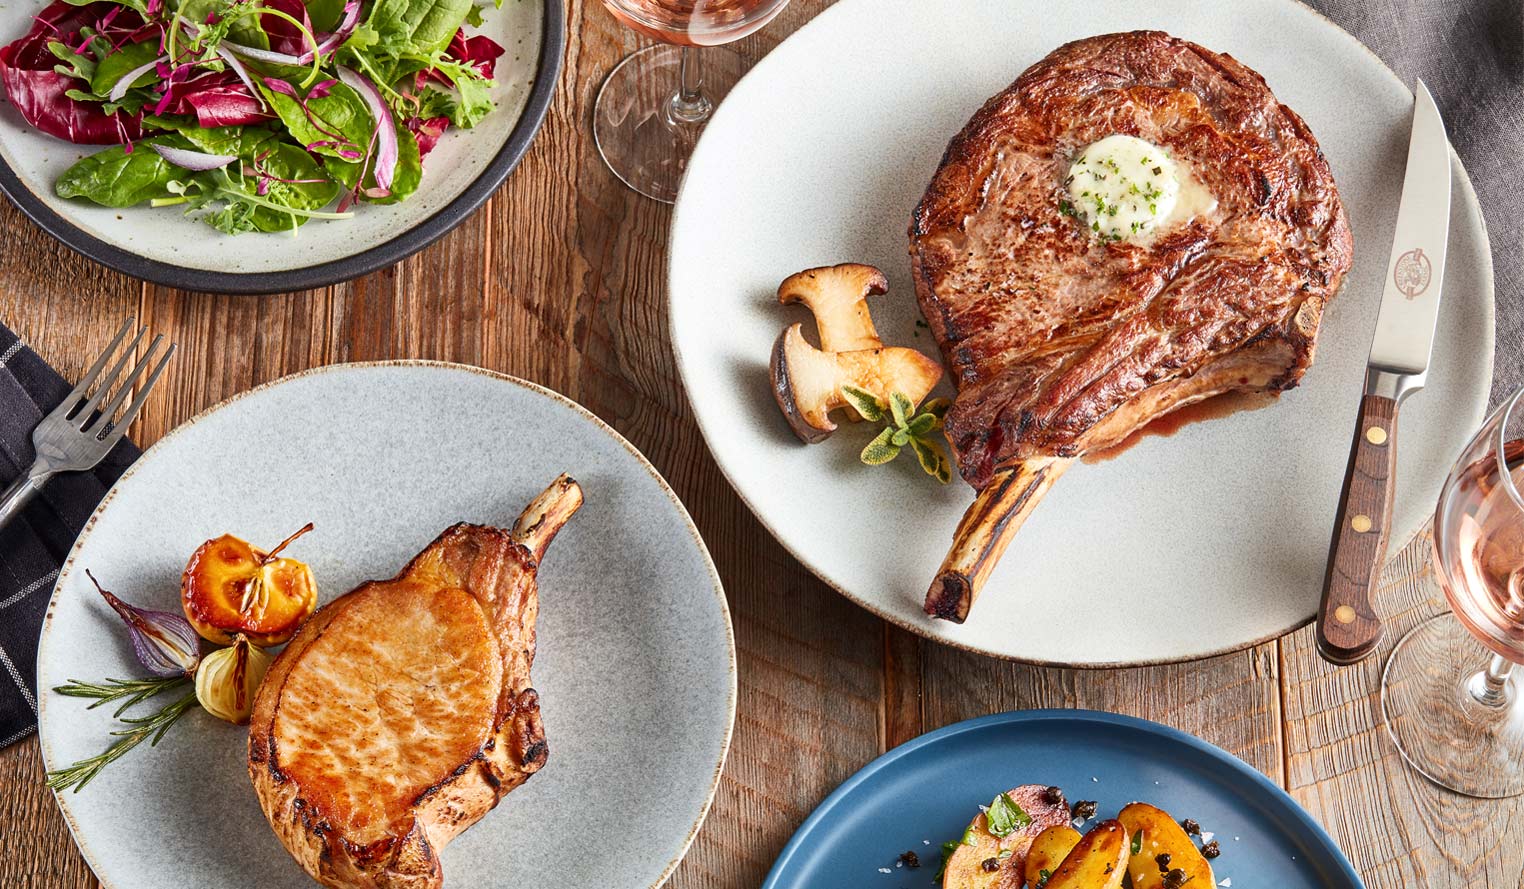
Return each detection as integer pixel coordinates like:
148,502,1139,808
1351,514,1373,533
1366,426,1389,445
1335,605,1357,624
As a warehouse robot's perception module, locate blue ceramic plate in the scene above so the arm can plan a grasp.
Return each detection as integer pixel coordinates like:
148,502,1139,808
763,710,1362,888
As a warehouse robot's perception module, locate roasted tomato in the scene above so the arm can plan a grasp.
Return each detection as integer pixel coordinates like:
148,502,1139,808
181,524,317,647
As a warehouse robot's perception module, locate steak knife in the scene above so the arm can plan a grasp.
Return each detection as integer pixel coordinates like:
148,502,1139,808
1316,80,1451,666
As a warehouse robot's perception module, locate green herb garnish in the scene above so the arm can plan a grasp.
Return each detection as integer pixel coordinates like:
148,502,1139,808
985,791,1033,837
842,387,952,483
1131,828,1144,855
45,679,196,793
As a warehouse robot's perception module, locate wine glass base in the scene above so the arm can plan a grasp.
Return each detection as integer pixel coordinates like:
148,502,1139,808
1381,614,1524,798
593,44,750,203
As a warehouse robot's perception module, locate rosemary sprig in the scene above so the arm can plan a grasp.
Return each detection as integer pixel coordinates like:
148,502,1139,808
45,687,198,794
54,675,190,718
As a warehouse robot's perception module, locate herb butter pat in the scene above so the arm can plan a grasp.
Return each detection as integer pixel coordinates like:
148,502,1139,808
1064,134,1213,242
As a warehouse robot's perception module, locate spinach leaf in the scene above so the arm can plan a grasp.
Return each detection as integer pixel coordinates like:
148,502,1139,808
324,121,423,204
90,40,162,99
359,0,475,57
258,80,373,160
55,140,181,207
142,115,279,156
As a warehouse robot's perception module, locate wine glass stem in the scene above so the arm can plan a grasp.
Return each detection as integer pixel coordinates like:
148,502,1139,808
668,46,713,125
1469,653,1516,708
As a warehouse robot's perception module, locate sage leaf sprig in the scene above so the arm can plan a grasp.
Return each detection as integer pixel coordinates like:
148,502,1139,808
840,386,953,483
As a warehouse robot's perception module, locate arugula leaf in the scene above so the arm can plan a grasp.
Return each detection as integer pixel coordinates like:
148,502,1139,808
55,140,181,207
428,58,494,127
48,40,97,85
985,791,1033,838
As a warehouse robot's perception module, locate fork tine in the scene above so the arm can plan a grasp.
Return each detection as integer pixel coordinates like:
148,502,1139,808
59,317,135,416
90,335,165,434
72,325,147,427
97,342,175,447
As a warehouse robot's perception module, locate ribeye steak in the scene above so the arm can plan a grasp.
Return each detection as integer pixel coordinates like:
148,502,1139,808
248,475,583,888
910,31,1351,622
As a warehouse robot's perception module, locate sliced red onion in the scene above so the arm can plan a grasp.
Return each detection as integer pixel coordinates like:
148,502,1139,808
215,45,264,110
108,54,166,103
88,571,200,677
337,66,396,192
220,1,361,67
150,142,238,171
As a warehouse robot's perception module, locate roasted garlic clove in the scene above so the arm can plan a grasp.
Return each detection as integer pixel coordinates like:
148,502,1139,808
195,635,271,725
182,524,318,647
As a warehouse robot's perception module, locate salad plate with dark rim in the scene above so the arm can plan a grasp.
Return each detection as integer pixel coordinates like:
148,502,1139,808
0,0,563,295
763,710,1363,889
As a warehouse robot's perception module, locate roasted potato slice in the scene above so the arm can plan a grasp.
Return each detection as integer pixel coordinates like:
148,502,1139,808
1041,820,1128,889
943,785,1072,889
1024,825,1082,888
1117,803,1214,889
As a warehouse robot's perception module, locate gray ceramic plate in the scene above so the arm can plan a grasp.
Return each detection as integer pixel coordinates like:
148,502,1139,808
0,1,561,294
37,362,735,889
669,0,1495,666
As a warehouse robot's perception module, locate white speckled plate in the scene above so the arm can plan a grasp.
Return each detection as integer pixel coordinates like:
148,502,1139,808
37,362,735,889
0,1,560,294
669,0,1495,665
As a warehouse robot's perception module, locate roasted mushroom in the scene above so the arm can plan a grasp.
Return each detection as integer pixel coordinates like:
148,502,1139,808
770,323,943,444
777,263,888,352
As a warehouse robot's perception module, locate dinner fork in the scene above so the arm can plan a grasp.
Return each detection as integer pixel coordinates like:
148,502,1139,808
0,319,175,532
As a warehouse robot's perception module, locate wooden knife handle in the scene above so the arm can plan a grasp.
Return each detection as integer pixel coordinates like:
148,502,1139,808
1316,394,1399,665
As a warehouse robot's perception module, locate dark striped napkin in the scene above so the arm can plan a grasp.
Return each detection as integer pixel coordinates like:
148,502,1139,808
0,323,138,749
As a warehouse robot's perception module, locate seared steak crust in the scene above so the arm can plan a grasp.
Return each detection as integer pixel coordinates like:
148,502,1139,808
910,31,1352,489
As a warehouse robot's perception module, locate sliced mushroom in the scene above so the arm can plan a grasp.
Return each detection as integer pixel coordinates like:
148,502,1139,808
770,322,943,444
777,263,888,352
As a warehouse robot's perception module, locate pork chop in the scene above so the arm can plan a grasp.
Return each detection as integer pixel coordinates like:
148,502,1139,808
248,475,582,889
910,31,1351,621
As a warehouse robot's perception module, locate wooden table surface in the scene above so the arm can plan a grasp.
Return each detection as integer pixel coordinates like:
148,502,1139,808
0,2,1516,887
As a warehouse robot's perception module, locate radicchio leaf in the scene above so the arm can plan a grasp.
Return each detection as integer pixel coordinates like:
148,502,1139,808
0,1,144,144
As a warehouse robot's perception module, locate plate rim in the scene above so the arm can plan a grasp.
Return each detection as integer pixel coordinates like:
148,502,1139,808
666,0,1497,668
35,359,738,889
759,708,1365,889
0,1,565,296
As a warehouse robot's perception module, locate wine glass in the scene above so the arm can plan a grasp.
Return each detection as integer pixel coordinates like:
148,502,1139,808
594,0,790,203
1381,384,1524,798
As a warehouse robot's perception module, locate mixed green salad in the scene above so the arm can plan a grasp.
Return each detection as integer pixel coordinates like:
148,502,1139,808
0,0,512,234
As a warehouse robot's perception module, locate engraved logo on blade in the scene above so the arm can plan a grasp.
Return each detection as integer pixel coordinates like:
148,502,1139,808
1394,248,1432,300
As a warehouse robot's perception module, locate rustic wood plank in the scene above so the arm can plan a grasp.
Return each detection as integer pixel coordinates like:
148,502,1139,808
922,642,1287,783
1282,528,1524,889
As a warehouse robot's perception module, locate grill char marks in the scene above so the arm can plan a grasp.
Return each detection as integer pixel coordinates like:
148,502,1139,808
910,31,1350,622
248,476,582,889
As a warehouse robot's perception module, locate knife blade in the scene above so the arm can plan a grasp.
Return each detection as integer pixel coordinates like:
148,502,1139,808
1316,80,1452,666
